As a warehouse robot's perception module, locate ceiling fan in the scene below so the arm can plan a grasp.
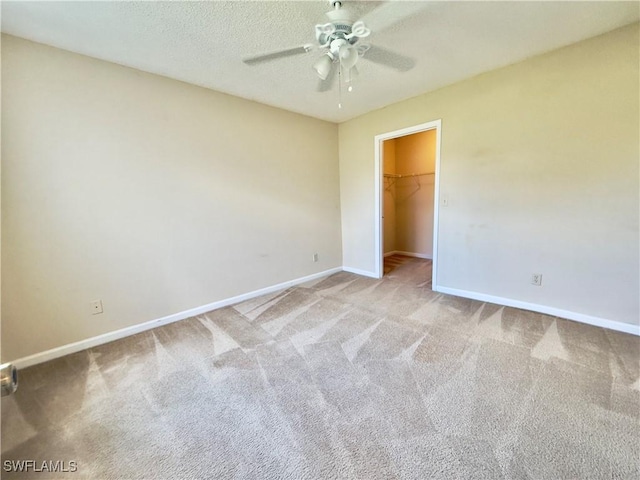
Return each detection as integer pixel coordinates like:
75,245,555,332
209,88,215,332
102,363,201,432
243,1,423,102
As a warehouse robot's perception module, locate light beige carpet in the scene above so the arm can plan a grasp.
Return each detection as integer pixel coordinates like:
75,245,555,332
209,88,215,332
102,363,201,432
2,256,639,479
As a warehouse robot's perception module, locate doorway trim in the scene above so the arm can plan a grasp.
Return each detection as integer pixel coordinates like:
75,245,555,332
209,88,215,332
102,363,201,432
374,119,442,285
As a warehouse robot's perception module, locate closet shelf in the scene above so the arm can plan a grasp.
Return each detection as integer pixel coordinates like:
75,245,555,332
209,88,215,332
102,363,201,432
383,172,434,178
384,171,434,191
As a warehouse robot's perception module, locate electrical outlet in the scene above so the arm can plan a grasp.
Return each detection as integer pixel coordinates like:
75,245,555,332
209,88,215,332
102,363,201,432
313,253,319,262
90,300,103,315
531,274,543,287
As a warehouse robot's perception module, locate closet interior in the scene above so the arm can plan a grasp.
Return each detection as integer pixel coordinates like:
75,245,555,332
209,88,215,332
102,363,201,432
382,129,436,266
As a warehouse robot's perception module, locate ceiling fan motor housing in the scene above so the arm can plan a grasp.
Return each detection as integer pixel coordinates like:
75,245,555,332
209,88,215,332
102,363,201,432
316,24,359,48
316,1,362,48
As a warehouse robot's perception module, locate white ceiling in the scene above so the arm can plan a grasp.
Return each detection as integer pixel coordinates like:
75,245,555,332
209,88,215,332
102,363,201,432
2,1,638,123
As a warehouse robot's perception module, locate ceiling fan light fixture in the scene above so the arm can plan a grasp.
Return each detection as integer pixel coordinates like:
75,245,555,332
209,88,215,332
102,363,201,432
339,44,358,70
313,53,334,80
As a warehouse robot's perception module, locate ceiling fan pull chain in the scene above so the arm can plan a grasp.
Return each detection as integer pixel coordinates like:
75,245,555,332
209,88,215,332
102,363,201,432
338,67,343,109
348,65,358,92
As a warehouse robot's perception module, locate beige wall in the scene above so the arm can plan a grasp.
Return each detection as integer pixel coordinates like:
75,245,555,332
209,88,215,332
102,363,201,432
1,35,342,361
394,131,436,257
339,23,639,327
3,23,639,362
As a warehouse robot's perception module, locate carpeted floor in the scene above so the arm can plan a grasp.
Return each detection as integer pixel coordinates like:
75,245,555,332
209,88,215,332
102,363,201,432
2,256,639,479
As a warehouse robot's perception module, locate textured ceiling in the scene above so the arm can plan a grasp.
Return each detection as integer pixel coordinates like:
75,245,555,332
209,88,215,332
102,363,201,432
2,1,638,123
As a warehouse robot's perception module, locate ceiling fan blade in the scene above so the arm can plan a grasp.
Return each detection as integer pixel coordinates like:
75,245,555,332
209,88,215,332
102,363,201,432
317,62,337,92
243,44,314,65
362,45,415,72
358,2,429,33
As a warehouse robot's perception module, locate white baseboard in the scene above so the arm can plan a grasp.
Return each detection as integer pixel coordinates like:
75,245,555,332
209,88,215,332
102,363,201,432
342,266,379,278
435,285,640,336
11,267,343,369
395,251,432,260
12,267,638,369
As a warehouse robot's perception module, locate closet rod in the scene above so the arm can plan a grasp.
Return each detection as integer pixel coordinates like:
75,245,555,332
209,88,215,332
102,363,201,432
383,172,434,179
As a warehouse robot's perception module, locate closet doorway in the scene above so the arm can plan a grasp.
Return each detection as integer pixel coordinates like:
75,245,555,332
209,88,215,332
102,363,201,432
374,120,441,286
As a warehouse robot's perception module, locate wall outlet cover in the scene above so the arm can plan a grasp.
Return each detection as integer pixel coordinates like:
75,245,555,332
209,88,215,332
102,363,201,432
90,300,103,315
